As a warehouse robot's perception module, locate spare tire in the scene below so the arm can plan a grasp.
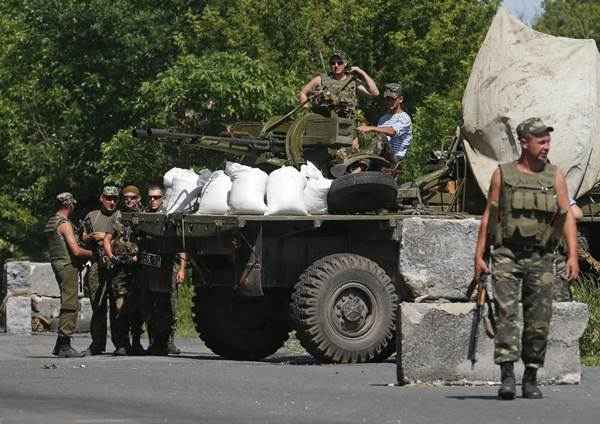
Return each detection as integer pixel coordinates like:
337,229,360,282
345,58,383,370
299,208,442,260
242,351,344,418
327,172,398,214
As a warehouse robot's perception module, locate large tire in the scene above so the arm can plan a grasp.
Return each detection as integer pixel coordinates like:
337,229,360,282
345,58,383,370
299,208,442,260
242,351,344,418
327,172,398,214
290,254,398,363
192,287,290,360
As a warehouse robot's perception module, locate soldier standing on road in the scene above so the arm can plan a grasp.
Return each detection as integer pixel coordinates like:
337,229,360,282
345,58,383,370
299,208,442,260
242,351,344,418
46,192,93,357
474,118,579,400
103,185,142,356
140,185,188,355
298,49,379,117
355,83,412,164
81,186,120,355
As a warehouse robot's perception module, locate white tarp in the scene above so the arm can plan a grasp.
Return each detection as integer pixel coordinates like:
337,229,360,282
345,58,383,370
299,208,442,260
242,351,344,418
462,7,600,199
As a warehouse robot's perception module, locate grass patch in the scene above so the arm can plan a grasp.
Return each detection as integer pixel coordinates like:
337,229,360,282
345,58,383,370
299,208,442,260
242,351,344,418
175,282,198,338
572,272,600,363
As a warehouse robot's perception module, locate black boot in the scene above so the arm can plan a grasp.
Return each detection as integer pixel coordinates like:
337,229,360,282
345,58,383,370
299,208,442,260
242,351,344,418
167,334,181,355
129,334,146,356
498,362,516,400
522,367,543,399
53,336,85,358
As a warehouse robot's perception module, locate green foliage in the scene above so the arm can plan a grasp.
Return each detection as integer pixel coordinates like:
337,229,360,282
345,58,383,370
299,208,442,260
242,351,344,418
0,195,37,262
573,273,600,358
175,281,198,338
536,0,600,48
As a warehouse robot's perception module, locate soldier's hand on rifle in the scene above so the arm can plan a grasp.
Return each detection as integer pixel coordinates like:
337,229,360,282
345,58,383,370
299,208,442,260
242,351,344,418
175,268,186,286
474,256,489,277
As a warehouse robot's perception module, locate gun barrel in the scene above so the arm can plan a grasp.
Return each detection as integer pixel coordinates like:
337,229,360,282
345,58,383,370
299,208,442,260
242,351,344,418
132,128,203,140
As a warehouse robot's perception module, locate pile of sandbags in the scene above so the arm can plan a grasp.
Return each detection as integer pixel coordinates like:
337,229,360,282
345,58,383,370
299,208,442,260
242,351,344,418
161,161,332,216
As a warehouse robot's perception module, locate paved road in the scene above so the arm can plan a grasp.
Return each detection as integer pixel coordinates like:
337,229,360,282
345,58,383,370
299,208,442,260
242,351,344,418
1,334,598,424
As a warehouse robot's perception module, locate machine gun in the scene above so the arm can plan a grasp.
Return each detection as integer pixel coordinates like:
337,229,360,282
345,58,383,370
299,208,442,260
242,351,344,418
133,95,390,177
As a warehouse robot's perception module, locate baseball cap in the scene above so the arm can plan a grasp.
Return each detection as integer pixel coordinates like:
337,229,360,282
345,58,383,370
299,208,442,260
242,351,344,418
102,186,119,197
516,117,554,139
383,83,403,98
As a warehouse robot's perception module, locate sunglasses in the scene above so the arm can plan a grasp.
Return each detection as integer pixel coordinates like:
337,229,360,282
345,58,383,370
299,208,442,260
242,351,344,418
330,60,344,66
149,195,163,200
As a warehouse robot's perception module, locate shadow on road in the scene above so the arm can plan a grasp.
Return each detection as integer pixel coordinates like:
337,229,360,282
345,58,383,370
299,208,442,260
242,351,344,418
446,395,499,400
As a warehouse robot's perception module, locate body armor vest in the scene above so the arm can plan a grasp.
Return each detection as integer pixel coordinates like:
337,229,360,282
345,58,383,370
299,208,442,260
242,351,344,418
45,214,72,267
318,73,358,118
498,161,562,247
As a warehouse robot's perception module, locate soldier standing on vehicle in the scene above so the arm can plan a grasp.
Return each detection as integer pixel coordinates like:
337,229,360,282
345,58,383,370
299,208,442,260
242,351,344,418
103,185,142,355
46,192,93,357
298,49,379,116
81,186,120,355
355,83,413,164
140,185,188,355
474,117,579,400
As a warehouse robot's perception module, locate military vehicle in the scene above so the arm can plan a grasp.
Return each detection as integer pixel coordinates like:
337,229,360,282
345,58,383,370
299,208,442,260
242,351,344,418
124,8,600,364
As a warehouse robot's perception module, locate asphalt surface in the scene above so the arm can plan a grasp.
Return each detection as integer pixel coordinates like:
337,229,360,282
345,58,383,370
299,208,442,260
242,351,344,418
1,334,599,424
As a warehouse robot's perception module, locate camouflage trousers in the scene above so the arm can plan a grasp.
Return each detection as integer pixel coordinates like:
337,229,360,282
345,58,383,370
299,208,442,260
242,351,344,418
107,265,138,349
51,263,79,337
492,246,554,367
552,253,573,302
84,261,113,350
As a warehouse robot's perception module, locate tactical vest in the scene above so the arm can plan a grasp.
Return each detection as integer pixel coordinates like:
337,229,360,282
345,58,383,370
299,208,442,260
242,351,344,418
498,161,563,248
45,213,72,268
319,73,358,117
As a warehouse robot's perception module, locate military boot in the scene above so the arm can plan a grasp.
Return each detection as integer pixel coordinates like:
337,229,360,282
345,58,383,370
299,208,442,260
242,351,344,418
522,367,543,399
497,362,516,400
53,336,85,358
167,334,181,355
129,334,146,356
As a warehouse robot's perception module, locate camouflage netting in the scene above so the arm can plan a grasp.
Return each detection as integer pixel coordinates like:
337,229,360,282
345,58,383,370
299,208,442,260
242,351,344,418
462,7,600,199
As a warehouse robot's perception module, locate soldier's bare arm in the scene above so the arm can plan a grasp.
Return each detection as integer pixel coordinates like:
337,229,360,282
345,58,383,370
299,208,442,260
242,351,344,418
555,171,579,281
350,67,379,96
299,75,322,104
474,168,501,276
58,222,92,258
103,233,114,258
175,252,188,285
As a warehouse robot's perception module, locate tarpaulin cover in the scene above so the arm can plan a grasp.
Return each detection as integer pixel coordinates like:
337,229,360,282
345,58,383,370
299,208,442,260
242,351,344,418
462,7,600,198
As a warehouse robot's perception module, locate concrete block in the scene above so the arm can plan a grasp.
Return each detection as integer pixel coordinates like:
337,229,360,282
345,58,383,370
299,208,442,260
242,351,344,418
5,296,32,335
399,302,588,385
4,261,60,297
399,218,480,301
31,295,92,333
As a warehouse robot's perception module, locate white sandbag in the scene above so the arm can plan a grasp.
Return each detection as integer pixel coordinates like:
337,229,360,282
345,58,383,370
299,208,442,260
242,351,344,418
225,162,268,214
462,7,600,199
300,161,332,214
265,166,308,215
196,171,232,215
304,177,332,214
163,168,210,213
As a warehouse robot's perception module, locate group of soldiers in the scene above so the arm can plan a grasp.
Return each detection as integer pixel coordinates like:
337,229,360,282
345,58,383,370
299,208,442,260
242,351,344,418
45,184,187,357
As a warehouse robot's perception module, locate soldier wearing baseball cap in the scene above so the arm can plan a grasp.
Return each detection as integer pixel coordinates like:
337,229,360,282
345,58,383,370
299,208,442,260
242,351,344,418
80,185,121,355
356,81,412,164
45,192,93,357
474,117,578,400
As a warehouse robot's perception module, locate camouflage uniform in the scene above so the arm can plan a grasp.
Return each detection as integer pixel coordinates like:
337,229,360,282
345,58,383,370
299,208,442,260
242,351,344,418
45,209,80,337
83,188,119,352
492,160,564,368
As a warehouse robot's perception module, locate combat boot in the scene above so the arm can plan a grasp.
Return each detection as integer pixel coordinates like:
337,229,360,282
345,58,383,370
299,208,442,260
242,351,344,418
497,362,516,400
167,334,181,355
129,334,146,356
522,367,543,399
53,336,85,358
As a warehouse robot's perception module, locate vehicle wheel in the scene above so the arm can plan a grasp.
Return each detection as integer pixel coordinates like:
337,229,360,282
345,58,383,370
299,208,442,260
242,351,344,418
290,253,398,363
327,172,398,213
192,287,290,360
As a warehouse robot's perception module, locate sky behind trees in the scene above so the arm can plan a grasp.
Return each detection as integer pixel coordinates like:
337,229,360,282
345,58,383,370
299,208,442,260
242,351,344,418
503,0,543,24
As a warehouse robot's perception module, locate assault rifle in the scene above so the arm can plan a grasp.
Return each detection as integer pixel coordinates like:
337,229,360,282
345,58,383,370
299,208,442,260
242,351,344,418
467,247,497,369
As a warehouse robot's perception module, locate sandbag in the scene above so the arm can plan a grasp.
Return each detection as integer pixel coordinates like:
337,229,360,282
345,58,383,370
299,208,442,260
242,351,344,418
225,162,268,215
301,162,332,214
163,168,211,213
462,7,600,199
265,166,308,215
196,171,232,215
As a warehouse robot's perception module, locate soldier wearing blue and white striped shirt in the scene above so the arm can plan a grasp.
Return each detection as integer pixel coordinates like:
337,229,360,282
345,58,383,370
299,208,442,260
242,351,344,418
356,83,412,163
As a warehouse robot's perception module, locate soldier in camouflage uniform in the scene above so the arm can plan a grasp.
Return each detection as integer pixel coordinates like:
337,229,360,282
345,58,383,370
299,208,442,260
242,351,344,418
140,185,188,355
103,185,142,355
81,186,119,355
45,193,93,357
474,118,579,400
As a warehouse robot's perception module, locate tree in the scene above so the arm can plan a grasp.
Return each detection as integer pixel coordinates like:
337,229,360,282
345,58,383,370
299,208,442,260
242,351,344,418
536,0,600,47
